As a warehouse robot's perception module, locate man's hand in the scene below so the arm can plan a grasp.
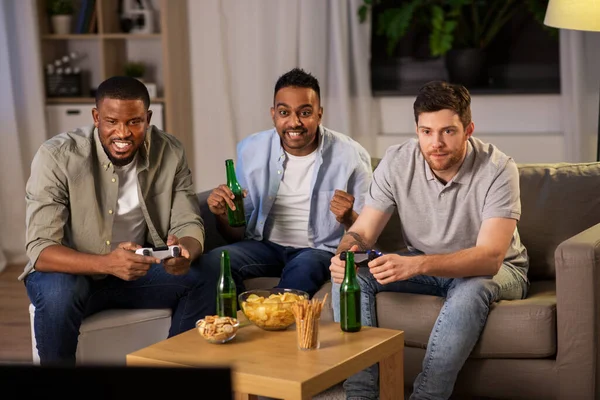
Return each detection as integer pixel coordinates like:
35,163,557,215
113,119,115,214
207,184,247,217
367,254,421,285
330,190,358,228
330,244,360,284
106,242,160,281
162,234,192,275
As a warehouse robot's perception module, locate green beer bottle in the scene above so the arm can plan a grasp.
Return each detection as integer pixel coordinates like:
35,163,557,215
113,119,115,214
340,251,361,332
225,159,246,227
216,250,237,319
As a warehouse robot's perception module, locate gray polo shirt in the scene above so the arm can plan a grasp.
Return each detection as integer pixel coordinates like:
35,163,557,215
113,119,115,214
367,137,529,281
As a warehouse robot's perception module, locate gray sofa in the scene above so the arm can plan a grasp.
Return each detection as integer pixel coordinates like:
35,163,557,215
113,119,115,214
197,161,600,400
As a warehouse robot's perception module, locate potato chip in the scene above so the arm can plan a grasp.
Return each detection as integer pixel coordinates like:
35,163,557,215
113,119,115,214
241,291,307,330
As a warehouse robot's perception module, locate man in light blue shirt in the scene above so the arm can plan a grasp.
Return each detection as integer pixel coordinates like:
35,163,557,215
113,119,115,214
201,68,372,297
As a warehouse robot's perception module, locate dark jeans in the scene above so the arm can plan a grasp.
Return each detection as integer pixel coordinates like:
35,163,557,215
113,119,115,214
25,259,219,366
198,239,333,298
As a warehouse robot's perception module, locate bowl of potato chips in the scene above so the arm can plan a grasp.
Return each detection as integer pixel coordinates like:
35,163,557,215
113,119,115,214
239,288,309,331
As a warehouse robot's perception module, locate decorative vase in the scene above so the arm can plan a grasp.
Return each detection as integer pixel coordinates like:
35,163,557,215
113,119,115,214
445,48,488,88
51,15,72,35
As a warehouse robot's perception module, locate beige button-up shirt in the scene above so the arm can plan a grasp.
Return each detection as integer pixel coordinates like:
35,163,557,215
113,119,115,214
20,124,204,280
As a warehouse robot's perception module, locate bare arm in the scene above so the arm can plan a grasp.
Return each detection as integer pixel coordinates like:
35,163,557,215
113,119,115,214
177,236,203,262
367,217,517,284
35,243,160,281
336,205,393,253
329,205,393,283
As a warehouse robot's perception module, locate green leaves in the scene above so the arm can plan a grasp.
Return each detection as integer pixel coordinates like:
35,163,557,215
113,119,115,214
356,0,553,58
47,0,74,16
430,6,458,57
376,1,418,56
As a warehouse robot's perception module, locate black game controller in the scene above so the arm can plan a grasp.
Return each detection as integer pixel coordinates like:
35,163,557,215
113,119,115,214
340,249,383,263
135,245,181,260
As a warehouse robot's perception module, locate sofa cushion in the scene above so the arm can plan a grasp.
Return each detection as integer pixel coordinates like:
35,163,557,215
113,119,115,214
517,163,600,280
376,280,557,358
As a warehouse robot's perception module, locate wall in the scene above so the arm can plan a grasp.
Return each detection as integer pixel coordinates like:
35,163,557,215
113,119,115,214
373,94,564,163
0,0,45,265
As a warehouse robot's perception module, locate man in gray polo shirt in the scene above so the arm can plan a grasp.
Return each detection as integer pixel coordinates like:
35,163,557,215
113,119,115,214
329,81,529,400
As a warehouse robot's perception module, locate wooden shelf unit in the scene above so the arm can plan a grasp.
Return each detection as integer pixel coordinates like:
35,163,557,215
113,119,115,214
35,0,193,157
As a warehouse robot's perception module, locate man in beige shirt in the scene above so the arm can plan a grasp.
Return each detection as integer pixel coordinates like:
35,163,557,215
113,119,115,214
22,76,218,365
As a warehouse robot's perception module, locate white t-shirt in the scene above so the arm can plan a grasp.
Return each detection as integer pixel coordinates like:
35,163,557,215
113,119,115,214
263,150,317,248
111,157,147,250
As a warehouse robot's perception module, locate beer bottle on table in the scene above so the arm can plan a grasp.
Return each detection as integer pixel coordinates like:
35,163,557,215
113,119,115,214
216,250,237,319
225,159,246,227
340,250,361,332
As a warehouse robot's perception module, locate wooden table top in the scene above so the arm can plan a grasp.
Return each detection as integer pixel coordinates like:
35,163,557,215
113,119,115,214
127,321,404,399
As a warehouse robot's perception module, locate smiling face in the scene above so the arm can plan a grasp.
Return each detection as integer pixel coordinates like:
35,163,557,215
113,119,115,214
416,109,474,183
270,86,323,156
92,98,152,166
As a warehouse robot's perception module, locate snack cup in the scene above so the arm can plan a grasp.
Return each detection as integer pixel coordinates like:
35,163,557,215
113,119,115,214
297,317,320,350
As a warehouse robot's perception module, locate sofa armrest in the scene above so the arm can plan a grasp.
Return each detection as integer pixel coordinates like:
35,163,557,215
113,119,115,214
555,222,600,399
197,190,228,253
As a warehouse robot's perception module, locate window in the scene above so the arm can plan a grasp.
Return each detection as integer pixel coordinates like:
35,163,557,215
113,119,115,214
368,1,560,95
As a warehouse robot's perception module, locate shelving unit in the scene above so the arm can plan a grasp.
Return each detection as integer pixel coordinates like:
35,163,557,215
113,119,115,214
35,0,193,156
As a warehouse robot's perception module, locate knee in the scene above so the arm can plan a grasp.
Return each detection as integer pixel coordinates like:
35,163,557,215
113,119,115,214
27,272,90,312
449,277,498,308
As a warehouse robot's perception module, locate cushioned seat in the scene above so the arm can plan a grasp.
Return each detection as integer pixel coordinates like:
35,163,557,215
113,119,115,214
29,304,171,365
376,280,557,358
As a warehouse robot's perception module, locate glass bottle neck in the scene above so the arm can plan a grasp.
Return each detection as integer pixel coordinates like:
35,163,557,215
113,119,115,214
221,251,232,276
225,160,237,185
344,252,355,279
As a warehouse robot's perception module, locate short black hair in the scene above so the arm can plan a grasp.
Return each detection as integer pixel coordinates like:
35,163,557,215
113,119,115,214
413,81,472,129
95,76,150,110
273,68,321,103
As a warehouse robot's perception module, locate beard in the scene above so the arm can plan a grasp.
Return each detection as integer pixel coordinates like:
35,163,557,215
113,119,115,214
423,141,467,172
101,143,137,167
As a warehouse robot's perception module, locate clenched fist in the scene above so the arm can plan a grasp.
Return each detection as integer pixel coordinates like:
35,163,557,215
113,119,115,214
330,189,357,228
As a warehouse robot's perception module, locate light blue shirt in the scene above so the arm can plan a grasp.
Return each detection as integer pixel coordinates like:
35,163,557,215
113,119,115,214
236,125,372,253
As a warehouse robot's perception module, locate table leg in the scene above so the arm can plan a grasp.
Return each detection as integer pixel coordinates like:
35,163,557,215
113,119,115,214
379,346,404,400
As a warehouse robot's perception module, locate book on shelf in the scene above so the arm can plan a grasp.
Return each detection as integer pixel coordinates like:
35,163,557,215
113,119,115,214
75,0,96,34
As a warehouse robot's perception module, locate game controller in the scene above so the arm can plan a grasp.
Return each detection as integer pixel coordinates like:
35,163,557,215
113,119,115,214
135,245,181,260
340,249,383,263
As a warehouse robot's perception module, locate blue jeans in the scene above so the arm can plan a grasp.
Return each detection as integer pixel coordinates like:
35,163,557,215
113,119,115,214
198,239,333,298
332,256,527,400
25,259,219,366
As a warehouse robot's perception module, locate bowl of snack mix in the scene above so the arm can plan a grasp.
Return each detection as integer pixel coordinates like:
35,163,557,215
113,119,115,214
239,288,309,331
196,315,239,344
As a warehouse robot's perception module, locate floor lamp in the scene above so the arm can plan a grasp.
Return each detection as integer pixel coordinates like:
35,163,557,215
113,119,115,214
543,0,600,161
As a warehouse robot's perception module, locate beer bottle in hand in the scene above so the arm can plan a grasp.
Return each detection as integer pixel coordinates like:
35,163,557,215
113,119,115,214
225,159,246,227
216,250,237,319
340,250,361,332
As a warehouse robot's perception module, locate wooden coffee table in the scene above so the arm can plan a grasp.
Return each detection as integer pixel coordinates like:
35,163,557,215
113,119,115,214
127,321,404,400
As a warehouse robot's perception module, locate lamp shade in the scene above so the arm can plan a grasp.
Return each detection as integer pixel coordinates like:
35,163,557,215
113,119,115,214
544,0,600,32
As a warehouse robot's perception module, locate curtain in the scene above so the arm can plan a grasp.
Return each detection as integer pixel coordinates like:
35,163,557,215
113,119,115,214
187,0,376,191
0,0,46,270
559,30,600,162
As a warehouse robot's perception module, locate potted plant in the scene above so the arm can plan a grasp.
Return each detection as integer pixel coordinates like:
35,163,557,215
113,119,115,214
124,61,157,98
359,0,554,87
47,0,74,35
124,61,146,81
